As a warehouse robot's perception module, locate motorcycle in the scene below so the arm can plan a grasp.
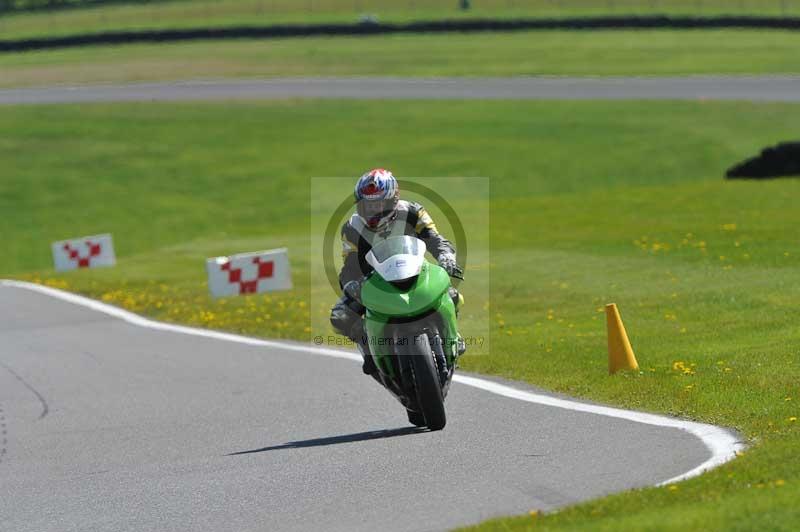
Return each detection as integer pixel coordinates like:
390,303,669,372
358,235,461,431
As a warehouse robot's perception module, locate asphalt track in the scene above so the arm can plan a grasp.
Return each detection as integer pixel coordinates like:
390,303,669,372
1,76,800,104
0,281,742,532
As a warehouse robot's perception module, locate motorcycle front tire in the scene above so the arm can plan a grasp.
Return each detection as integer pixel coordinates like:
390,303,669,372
407,333,446,431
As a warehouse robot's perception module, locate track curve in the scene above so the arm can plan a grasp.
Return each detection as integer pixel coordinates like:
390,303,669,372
0,281,741,531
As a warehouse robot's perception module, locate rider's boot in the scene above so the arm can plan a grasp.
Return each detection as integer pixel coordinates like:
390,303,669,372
448,287,467,357
360,342,377,375
457,334,467,357
351,322,377,375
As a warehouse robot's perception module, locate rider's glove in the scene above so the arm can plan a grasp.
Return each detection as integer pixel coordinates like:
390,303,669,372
343,279,363,303
438,254,464,280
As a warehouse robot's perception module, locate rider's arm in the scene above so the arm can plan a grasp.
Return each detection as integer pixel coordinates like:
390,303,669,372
412,203,463,279
338,224,363,289
411,203,455,262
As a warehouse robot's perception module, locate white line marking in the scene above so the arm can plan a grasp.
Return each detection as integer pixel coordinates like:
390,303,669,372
1,279,744,485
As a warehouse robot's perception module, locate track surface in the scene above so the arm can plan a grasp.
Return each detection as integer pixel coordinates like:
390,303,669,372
1,76,799,104
0,284,717,532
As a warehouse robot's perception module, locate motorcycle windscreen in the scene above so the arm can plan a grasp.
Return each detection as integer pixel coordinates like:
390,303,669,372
366,235,427,282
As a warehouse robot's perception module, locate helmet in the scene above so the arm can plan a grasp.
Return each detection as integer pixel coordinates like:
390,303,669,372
354,168,399,231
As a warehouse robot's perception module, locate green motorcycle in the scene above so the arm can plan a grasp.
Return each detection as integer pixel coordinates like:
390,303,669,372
359,235,461,431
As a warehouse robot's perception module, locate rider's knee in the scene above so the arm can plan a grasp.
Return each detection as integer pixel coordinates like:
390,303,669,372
329,303,352,336
330,296,364,340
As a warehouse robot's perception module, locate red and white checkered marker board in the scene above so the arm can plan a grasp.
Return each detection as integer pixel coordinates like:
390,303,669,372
206,248,292,298
51,234,116,272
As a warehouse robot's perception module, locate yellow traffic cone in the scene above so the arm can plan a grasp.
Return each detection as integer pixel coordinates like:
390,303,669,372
606,303,639,374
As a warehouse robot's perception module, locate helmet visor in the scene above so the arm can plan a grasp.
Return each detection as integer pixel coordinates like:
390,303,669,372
357,198,395,228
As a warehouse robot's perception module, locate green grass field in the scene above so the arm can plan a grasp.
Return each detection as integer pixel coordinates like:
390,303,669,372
2,29,800,88
2,100,799,529
2,0,798,40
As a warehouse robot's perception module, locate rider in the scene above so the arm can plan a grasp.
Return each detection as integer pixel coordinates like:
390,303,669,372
330,168,464,375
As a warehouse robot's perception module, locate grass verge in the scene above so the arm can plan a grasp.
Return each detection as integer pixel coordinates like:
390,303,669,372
2,100,799,529
1,29,800,88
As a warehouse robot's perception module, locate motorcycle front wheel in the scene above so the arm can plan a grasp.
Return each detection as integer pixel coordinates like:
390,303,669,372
406,333,446,431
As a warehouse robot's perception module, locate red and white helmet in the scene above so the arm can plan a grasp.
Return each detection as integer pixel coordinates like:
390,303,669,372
354,168,399,231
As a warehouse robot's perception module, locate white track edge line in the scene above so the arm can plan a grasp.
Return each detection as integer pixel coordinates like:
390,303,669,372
1,279,744,486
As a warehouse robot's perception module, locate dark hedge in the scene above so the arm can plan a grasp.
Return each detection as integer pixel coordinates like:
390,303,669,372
727,142,800,179
2,16,800,53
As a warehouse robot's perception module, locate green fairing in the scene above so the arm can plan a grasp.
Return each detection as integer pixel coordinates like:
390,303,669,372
362,262,448,317
362,262,459,377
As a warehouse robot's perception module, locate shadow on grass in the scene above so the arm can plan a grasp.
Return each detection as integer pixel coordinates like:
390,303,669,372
228,426,426,455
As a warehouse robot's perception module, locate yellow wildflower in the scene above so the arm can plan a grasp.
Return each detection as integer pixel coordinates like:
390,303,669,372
672,361,695,375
